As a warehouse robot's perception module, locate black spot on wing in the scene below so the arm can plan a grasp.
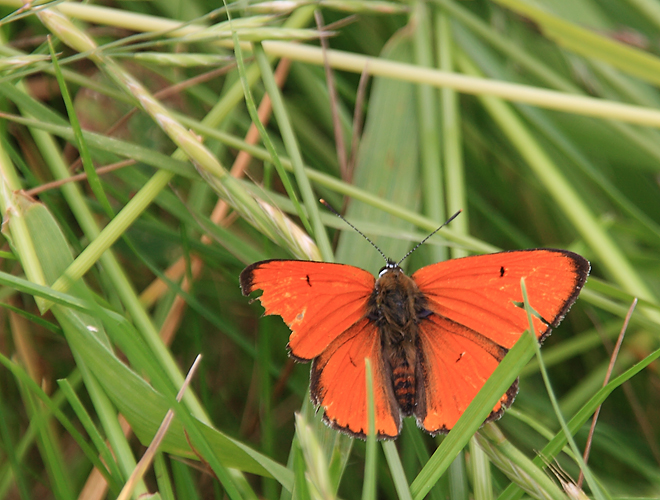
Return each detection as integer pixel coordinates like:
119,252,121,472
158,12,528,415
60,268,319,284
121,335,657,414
306,274,311,287
499,266,505,277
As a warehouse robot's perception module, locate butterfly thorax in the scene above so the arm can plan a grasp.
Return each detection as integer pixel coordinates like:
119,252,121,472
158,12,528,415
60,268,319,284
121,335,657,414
368,265,430,415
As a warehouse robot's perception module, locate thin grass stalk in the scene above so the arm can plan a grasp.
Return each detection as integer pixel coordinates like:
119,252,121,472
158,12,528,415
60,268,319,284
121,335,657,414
292,438,312,500
154,453,175,500
258,320,277,500
0,357,113,494
469,437,493,500
295,413,334,499
402,419,444,500
57,379,124,485
449,453,469,500
47,38,114,219
227,9,312,236
0,391,30,499
0,148,48,302
382,441,413,500
116,356,201,500
58,312,148,495
9,311,75,500
413,1,445,265
363,358,377,500
0,42,129,104
17,384,75,500
578,299,637,488
437,8,467,259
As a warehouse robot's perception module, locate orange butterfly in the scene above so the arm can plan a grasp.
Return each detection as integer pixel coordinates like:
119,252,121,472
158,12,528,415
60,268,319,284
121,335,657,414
240,221,589,439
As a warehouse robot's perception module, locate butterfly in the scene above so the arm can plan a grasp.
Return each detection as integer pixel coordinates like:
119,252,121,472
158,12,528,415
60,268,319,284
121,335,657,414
240,218,590,439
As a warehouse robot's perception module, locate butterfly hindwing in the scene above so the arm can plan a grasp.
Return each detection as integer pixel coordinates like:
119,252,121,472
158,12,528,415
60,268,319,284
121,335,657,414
240,260,375,360
311,317,401,438
415,314,518,433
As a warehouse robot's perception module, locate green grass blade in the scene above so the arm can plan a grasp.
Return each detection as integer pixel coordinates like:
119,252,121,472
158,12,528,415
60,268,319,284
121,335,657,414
47,37,115,218
362,358,377,500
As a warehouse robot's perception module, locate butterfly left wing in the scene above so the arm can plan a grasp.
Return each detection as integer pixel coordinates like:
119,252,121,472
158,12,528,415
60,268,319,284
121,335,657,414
311,317,401,438
241,260,401,437
240,260,375,361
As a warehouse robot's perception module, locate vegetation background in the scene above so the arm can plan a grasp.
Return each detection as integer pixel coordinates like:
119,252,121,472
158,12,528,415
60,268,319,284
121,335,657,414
0,0,658,498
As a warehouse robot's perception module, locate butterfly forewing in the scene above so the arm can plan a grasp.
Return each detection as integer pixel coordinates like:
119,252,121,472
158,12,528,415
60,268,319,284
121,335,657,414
412,249,590,347
240,260,375,360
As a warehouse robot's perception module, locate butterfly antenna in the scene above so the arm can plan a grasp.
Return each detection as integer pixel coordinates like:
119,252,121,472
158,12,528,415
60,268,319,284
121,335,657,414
320,199,390,264
397,210,462,266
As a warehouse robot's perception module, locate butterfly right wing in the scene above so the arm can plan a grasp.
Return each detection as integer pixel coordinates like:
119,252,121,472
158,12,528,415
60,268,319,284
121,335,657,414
240,260,376,360
414,314,518,434
411,249,589,433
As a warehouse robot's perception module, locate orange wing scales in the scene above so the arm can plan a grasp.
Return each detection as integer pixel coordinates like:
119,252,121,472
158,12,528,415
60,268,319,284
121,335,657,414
240,260,375,360
415,315,514,433
310,318,400,438
413,249,589,346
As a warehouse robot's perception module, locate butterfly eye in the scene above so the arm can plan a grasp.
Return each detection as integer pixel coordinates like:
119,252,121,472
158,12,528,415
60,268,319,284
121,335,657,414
378,267,389,277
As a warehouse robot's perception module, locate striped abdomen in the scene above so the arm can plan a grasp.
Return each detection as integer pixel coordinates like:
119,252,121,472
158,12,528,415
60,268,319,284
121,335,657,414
391,353,416,415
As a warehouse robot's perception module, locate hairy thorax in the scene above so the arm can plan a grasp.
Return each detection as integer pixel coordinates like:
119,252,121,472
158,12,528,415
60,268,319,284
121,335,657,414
367,265,430,415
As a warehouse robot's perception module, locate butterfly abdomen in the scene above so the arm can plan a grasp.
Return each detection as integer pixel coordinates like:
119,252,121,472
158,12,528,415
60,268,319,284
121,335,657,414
391,353,416,415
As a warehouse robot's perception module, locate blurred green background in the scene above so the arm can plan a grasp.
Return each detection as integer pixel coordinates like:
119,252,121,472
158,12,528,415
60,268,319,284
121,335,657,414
0,0,658,498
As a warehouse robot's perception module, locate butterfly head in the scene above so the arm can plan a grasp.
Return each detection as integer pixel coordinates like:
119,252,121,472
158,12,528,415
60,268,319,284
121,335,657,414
378,259,400,278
